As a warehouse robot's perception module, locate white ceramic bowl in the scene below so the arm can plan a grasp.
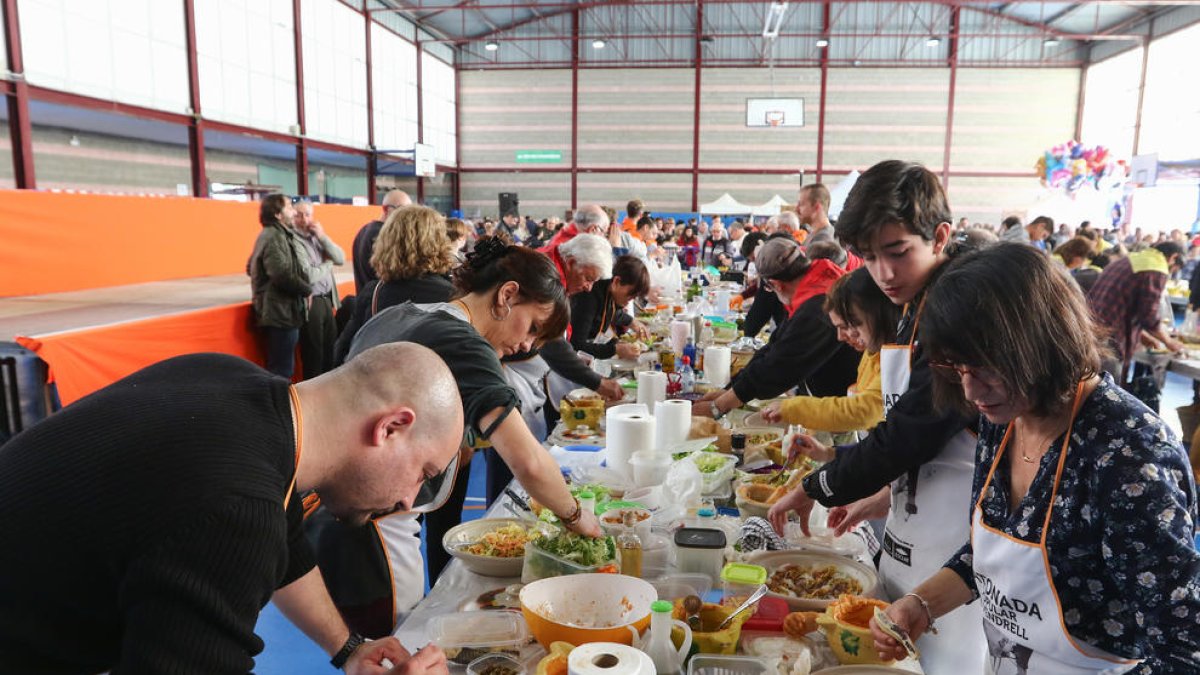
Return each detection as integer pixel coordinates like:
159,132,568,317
443,518,555,577
748,550,879,611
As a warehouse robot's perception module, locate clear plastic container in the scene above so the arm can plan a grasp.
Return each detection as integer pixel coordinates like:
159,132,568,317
674,527,727,581
599,507,653,541
630,451,672,488
648,572,714,600
467,653,526,675
429,610,531,666
687,654,772,675
642,531,676,572
521,539,619,583
720,563,766,602
687,452,738,495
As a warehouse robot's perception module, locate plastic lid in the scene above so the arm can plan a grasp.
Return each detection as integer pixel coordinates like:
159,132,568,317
720,562,767,585
742,596,790,633
697,507,716,518
681,356,691,365
651,600,673,613
429,610,529,649
578,490,596,500
596,500,647,514
674,527,727,549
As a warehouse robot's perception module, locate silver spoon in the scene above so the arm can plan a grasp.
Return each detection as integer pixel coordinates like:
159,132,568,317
717,584,769,631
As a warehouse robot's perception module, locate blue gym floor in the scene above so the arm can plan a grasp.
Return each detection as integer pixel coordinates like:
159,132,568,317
253,451,491,673
253,376,1200,672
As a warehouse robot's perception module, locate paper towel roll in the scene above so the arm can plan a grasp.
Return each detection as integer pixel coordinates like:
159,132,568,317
568,643,655,675
704,346,732,388
605,412,656,480
670,320,692,355
636,371,667,410
654,399,692,452
606,403,649,422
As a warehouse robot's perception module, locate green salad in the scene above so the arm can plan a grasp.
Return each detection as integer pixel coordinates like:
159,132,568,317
532,531,617,566
693,451,732,474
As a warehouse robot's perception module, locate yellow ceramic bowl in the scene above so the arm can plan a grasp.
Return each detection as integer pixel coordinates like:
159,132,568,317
670,601,751,655
815,598,894,666
520,574,655,648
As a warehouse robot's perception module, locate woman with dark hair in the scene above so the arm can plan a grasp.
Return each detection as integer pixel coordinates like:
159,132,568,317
569,255,651,360
248,193,324,378
760,267,900,435
872,243,1200,673
308,238,601,640
677,225,700,267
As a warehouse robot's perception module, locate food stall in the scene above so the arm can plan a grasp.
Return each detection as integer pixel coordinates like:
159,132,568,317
395,275,923,675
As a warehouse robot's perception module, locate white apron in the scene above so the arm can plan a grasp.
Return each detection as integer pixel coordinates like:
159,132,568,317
877,304,984,673
975,385,1140,675
504,355,550,441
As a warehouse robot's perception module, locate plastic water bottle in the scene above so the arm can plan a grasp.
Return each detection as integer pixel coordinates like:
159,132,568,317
679,356,695,393
682,338,697,368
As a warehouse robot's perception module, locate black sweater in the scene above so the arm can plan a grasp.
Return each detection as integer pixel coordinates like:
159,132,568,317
334,275,455,364
729,294,859,404
0,354,313,674
569,279,634,359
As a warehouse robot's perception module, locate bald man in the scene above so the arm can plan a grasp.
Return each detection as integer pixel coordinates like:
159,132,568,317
0,344,462,674
353,189,412,292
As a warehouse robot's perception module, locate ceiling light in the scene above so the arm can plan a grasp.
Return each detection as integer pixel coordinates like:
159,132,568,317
925,36,941,47
1044,37,1061,47
484,41,499,51
852,59,862,67
762,1,789,39
592,38,606,49
816,37,829,48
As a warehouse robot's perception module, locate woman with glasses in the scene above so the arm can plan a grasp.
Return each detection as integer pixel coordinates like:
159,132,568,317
871,243,1200,673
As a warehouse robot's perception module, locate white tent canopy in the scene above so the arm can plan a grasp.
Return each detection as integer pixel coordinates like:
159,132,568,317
751,194,789,217
699,193,755,215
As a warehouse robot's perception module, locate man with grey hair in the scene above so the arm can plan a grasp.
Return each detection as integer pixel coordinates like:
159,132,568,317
540,204,610,251
294,199,345,379
776,210,803,241
352,190,411,292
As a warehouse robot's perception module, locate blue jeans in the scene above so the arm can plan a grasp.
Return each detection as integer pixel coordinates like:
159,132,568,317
264,326,300,379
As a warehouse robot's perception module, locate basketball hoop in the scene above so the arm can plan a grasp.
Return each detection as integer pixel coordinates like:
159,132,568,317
765,111,785,127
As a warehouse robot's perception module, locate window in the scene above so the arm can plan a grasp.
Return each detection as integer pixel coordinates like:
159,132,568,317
195,0,297,134
421,51,456,166
371,23,418,153
20,0,188,113
1140,23,1200,161
301,0,368,147
1080,49,1142,161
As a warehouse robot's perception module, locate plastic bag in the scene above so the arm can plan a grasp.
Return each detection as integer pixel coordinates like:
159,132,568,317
655,460,704,526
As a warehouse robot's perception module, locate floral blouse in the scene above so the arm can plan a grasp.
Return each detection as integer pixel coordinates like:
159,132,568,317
945,374,1200,673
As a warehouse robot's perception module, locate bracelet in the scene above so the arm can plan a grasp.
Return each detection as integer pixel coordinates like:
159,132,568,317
558,497,583,526
903,592,938,635
331,632,368,669
710,400,725,420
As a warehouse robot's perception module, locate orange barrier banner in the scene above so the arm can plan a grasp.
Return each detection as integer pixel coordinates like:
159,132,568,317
17,281,356,406
0,191,377,297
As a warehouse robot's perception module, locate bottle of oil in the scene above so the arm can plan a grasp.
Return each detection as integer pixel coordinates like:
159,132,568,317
617,511,643,578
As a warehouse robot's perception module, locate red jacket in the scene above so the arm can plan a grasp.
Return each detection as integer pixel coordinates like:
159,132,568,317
545,245,573,339
785,259,846,317
540,224,578,253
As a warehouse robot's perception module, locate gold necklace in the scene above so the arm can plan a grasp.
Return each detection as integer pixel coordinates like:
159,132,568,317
1016,422,1060,464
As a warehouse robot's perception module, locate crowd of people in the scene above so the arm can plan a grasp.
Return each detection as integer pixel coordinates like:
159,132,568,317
1,161,1197,674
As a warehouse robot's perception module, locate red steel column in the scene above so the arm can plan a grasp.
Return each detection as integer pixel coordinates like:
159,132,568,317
2,0,34,189
183,0,207,197
293,0,309,196
690,0,702,212
453,65,462,212
364,9,377,204
570,8,579,210
941,5,960,187
416,38,425,204
815,0,829,183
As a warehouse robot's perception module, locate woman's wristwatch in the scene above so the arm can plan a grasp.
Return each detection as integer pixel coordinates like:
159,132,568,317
710,400,725,420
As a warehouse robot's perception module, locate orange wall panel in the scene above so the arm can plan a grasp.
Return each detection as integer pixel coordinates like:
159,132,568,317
0,191,378,297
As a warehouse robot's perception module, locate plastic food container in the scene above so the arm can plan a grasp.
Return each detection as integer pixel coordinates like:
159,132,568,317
674,527,727,581
467,653,526,675
720,562,766,602
648,572,713,601
623,486,663,511
630,451,672,488
740,596,791,634
688,655,772,675
599,507,653,541
429,610,532,666
521,539,619,583
687,452,739,495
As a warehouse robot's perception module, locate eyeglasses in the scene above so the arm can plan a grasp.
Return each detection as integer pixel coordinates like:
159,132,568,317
928,360,1002,385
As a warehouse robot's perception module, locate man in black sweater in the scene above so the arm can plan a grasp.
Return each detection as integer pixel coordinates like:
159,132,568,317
352,189,412,293
0,344,463,674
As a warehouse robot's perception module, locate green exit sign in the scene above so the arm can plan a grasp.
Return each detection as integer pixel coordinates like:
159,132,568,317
516,150,563,163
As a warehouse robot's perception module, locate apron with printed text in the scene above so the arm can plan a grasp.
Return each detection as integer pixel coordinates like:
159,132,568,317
877,307,984,673
975,385,1140,675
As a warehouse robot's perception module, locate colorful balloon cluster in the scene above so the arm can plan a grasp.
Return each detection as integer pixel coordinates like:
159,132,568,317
1035,141,1127,193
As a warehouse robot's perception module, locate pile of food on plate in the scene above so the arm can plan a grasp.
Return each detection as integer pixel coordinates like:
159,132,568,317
464,523,544,558
767,564,864,600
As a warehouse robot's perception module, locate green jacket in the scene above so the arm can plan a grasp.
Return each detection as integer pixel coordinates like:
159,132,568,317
248,222,320,328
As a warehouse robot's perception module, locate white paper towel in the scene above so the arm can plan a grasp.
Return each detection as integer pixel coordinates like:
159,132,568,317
605,412,656,480
654,399,692,452
568,642,655,675
606,403,649,423
636,371,667,410
704,346,732,388
669,320,691,355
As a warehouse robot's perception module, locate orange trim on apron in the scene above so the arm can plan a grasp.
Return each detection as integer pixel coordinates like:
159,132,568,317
284,384,303,511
